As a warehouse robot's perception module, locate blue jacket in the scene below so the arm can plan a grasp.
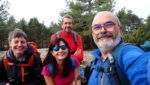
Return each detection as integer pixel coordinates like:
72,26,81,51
88,44,150,85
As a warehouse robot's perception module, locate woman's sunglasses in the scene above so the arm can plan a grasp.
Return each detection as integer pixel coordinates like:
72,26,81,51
53,45,68,51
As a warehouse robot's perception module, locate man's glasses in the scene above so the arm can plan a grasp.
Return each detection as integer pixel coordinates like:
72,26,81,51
53,45,68,51
92,22,115,31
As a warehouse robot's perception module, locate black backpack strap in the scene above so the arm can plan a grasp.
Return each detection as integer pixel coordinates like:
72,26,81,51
82,55,98,84
0,57,7,82
90,56,98,71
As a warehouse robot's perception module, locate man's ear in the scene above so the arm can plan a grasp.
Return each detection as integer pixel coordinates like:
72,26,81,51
61,25,63,29
119,26,123,34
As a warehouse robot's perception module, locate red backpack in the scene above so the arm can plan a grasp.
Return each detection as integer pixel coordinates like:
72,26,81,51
27,42,40,56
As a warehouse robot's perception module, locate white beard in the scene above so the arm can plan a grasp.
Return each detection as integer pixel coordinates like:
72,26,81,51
94,32,121,52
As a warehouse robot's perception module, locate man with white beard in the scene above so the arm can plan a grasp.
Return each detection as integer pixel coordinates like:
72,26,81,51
88,11,150,85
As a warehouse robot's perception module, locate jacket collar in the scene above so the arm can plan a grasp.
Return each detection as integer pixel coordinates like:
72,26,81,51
6,45,33,62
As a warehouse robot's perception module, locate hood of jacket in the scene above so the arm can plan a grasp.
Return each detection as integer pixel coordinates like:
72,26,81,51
6,45,34,63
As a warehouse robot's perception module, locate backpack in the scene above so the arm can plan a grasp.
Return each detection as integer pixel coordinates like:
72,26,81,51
48,57,76,78
27,42,40,56
3,55,34,69
3,42,40,82
139,41,150,52
83,41,150,85
56,31,78,46
3,55,34,83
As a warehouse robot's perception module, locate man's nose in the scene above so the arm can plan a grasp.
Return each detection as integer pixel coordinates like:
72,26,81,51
66,23,71,26
18,42,23,46
100,26,107,33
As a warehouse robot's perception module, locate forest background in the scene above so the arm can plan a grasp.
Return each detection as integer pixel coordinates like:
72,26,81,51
0,0,150,51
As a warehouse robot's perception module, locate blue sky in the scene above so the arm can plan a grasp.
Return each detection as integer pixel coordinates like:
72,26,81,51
7,0,150,27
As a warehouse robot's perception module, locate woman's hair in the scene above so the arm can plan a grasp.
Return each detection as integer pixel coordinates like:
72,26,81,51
43,38,72,77
8,28,27,43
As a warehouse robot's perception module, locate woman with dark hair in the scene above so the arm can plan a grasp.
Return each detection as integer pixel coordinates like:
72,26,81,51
42,38,81,85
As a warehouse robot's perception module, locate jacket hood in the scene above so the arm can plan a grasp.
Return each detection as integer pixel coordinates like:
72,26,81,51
6,45,34,62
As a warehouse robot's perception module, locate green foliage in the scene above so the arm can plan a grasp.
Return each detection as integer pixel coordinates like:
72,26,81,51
0,22,8,50
145,15,150,30
118,8,150,45
123,28,150,44
28,18,49,48
0,0,149,51
59,0,115,49
0,0,9,50
7,16,17,30
0,0,9,21
117,8,143,31
48,22,61,34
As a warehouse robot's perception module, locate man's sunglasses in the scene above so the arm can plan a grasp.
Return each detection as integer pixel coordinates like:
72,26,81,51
53,45,68,51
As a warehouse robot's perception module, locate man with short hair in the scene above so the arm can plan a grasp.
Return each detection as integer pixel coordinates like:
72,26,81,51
88,11,150,85
50,15,83,62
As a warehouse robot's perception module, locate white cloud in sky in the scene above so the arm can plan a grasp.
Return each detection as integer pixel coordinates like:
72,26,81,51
115,0,150,19
7,0,150,27
8,0,66,26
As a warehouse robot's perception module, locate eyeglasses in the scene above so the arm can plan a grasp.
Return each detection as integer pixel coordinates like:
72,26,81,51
92,22,115,31
53,45,68,51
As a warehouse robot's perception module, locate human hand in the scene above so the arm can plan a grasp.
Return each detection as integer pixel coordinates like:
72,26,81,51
6,83,10,85
74,48,81,55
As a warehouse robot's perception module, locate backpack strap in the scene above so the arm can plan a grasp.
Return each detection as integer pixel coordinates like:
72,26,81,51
48,64,55,78
110,43,131,85
70,57,76,70
72,31,78,46
21,55,34,82
82,55,99,84
56,31,61,38
28,55,34,67
56,31,78,46
3,55,34,83
90,57,110,73
48,57,76,78
3,56,8,70
90,56,98,71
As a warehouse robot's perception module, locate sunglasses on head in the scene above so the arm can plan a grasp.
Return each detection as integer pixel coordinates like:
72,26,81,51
53,45,68,51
